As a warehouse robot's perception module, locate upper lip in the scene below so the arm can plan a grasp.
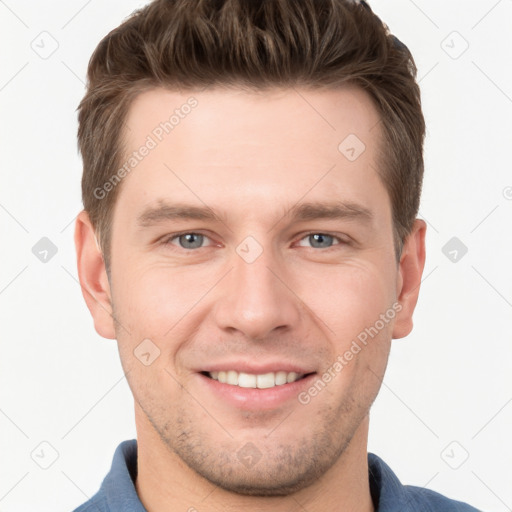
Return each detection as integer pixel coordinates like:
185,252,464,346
197,361,316,375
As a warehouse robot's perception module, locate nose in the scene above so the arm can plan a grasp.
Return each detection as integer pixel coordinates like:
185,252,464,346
212,242,302,341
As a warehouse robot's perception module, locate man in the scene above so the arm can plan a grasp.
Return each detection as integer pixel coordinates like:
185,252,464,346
73,0,482,510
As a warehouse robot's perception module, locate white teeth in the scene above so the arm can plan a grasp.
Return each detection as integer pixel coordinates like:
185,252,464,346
287,372,298,383
275,371,287,385
207,370,305,388
238,373,257,388
226,370,239,385
256,372,275,389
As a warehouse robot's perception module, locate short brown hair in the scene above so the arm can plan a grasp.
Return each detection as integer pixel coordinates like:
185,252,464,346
78,0,425,272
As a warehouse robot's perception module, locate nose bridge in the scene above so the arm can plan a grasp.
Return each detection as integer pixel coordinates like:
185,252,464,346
213,238,301,340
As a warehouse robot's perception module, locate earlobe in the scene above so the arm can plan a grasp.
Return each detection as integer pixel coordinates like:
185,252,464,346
74,210,116,339
392,219,427,340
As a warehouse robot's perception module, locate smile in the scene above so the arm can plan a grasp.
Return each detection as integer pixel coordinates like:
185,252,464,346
205,370,307,389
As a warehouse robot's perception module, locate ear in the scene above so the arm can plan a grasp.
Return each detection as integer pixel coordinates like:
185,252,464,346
74,210,116,339
392,219,427,339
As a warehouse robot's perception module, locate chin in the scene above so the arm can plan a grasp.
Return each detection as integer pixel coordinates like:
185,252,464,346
192,460,327,497
169,427,347,498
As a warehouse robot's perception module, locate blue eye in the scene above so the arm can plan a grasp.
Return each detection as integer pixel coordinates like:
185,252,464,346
297,233,343,249
167,233,211,250
162,231,347,252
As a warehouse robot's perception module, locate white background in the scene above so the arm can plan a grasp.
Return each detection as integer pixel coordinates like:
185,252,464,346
1,1,511,511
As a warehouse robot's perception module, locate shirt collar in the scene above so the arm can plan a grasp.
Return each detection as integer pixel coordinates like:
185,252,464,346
102,440,146,512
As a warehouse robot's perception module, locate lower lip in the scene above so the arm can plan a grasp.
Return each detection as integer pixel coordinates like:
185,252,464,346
197,373,317,410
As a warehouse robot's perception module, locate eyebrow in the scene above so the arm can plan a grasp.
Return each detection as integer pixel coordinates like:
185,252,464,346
137,202,223,227
136,200,373,228
286,200,373,224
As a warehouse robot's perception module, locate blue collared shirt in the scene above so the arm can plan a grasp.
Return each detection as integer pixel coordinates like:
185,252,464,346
72,439,482,511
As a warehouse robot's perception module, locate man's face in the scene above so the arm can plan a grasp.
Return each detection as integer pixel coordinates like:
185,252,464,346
98,86,411,494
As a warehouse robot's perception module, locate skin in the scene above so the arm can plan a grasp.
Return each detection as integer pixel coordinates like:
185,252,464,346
75,85,426,512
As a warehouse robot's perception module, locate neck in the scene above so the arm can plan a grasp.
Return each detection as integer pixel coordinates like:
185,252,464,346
135,411,375,512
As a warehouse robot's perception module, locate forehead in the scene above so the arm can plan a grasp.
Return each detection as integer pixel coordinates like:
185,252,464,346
123,85,381,153
115,85,388,224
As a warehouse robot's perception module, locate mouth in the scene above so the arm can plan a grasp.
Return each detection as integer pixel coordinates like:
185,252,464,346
201,370,314,389
197,367,318,410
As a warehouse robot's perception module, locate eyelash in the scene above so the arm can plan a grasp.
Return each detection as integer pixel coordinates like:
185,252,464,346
160,231,350,251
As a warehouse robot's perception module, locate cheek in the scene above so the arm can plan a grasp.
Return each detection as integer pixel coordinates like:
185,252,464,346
111,262,217,338
296,258,397,340
302,262,394,406
110,262,220,392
